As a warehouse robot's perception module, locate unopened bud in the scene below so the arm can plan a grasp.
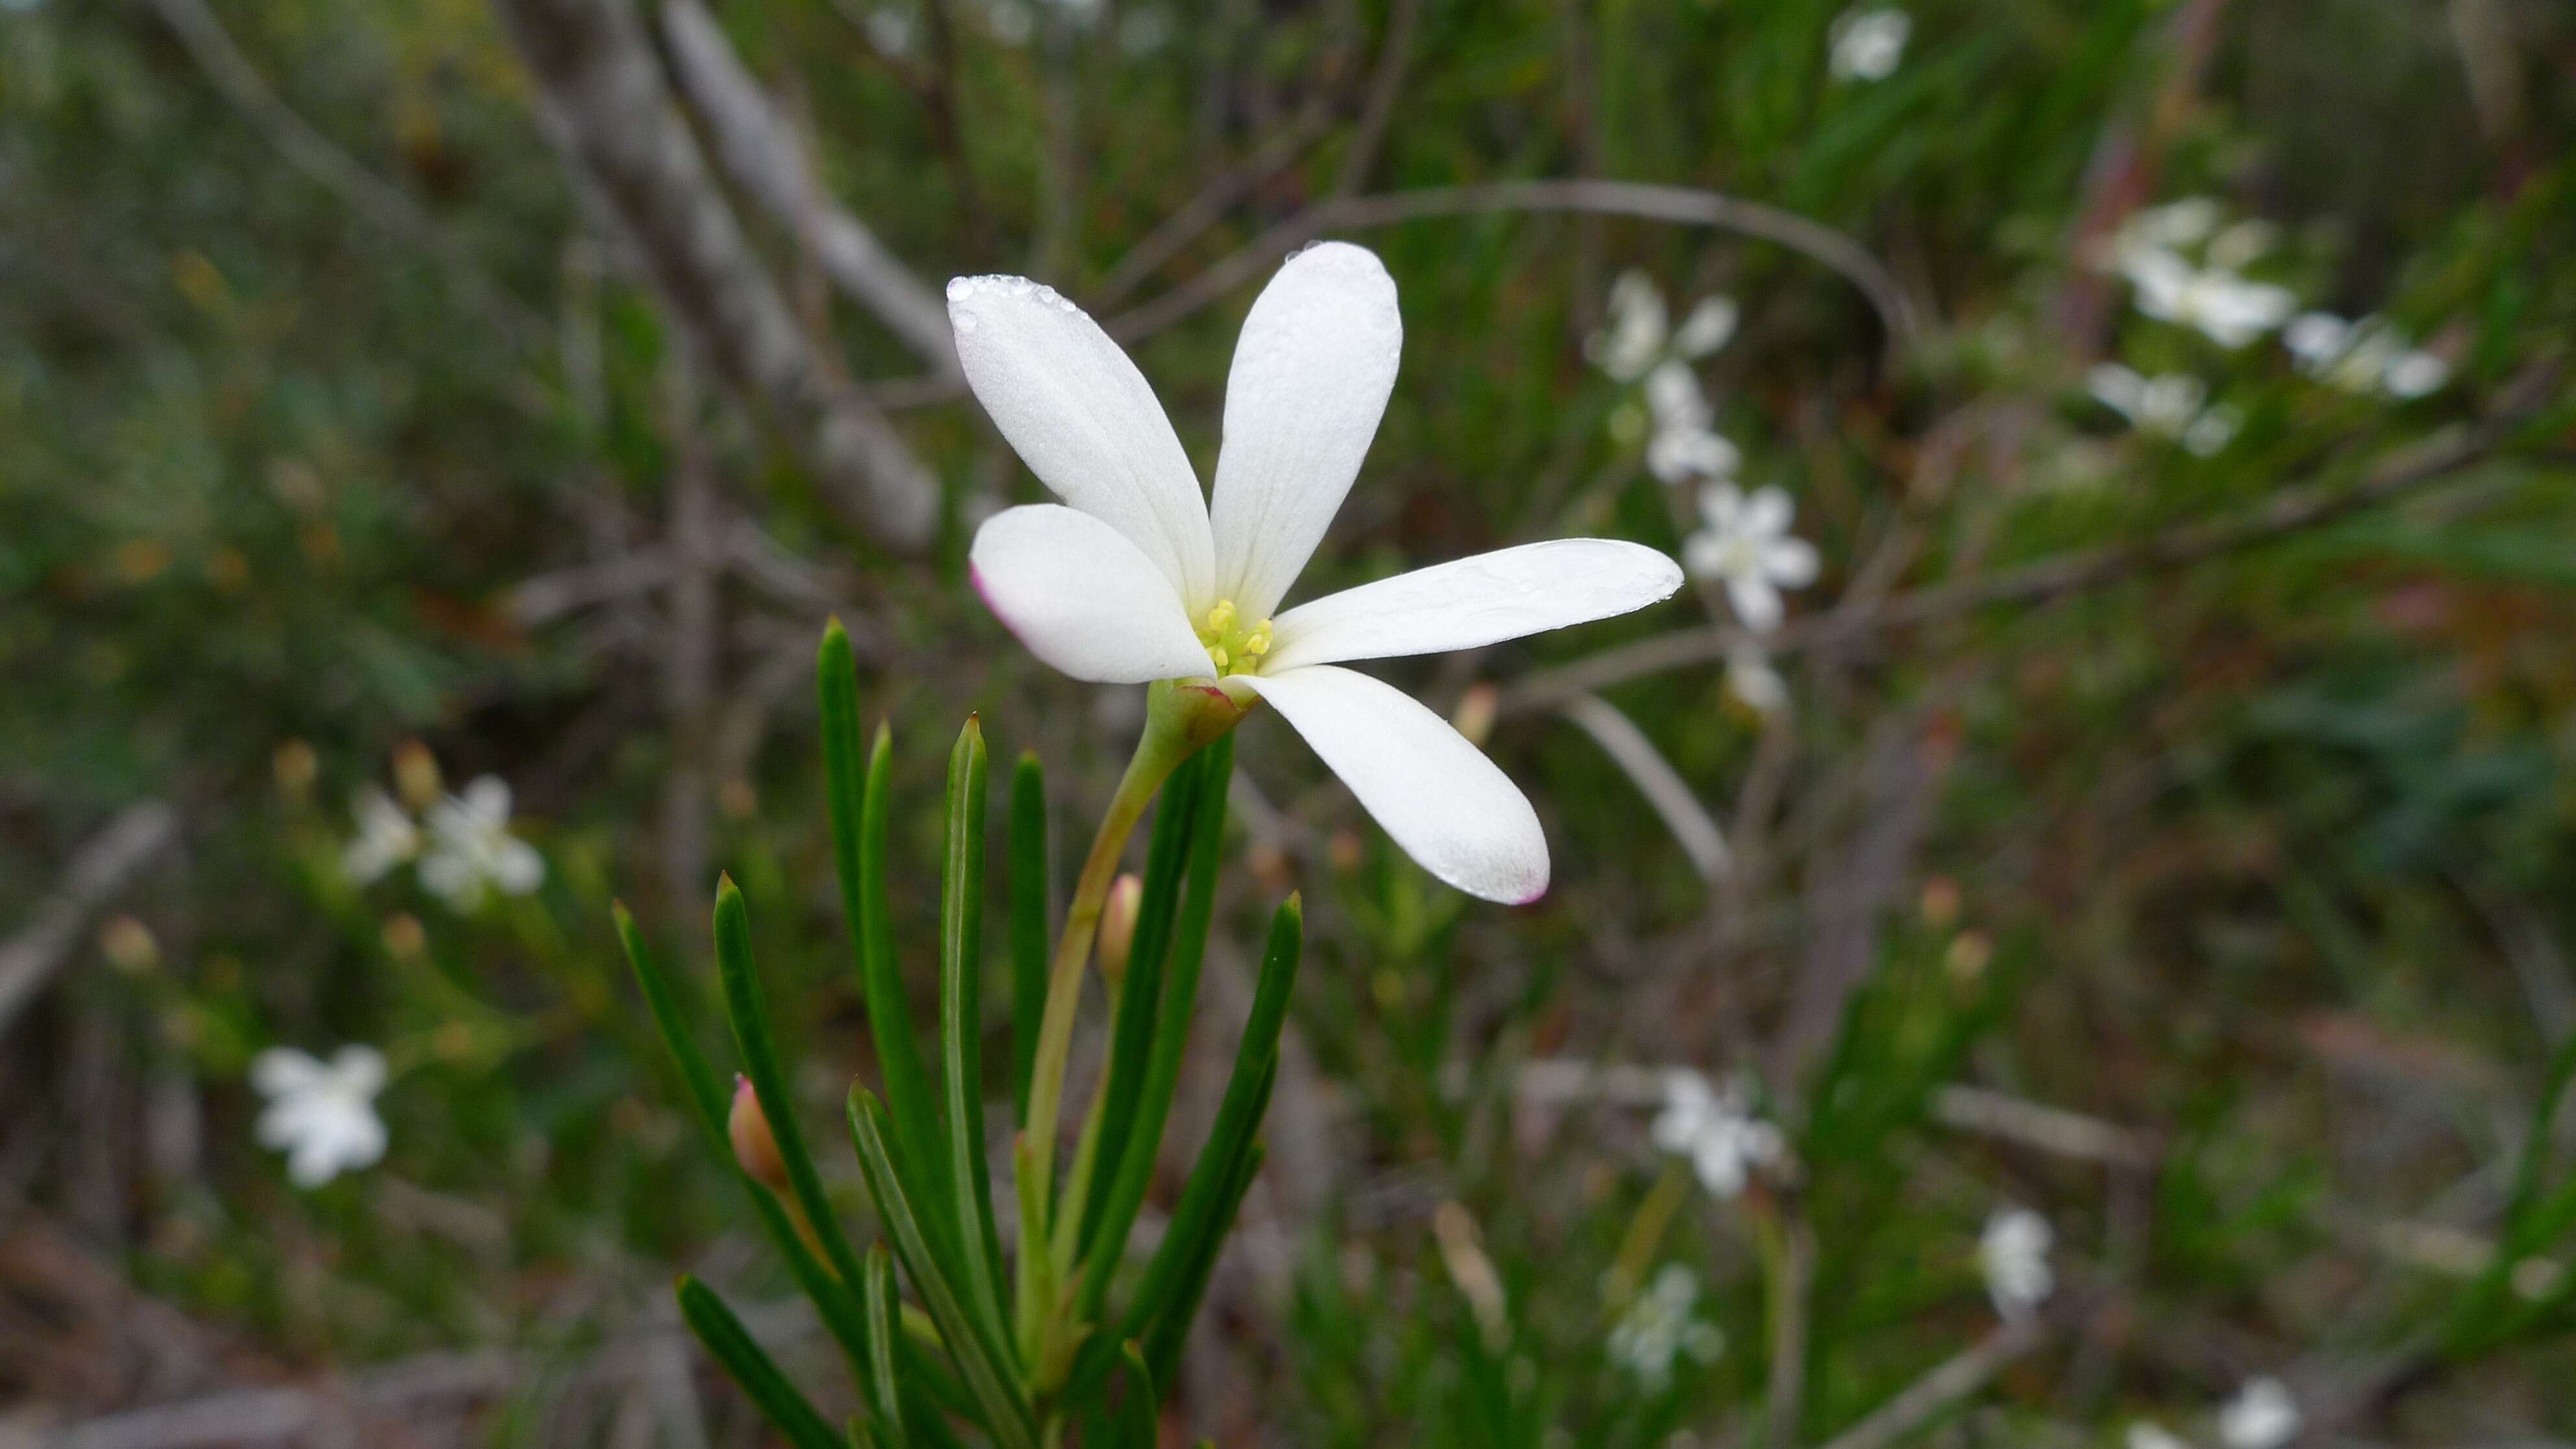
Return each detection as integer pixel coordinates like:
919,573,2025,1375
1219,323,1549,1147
99,915,159,974
272,739,318,799
1450,682,1500,749
1097,873,1145,989
1918,876,1961,930
728,1076,789,1192
381,912,427,961
392,739,441,810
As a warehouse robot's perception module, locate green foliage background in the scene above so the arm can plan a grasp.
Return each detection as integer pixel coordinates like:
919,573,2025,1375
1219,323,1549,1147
3,0,2573,1441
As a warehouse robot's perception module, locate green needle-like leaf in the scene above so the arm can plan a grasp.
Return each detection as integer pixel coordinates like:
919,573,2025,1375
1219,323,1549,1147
618,902,877,1380
613,900,728,1153
1141,1133,1268,1393
713,878,872,1294
821,623,950,1239
1111,1341,1159,1448
850,1088,1037,1449
1069,897,1298,1400
1008,752,1049,1126
939,717,1011,1351
676,1275,845,1449
1078,749,1206,1254
1074,737,1234,1320
860,1245,910,1448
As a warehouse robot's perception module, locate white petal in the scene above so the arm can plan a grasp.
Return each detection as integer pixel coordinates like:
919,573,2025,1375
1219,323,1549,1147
460,776,512,827
969,504,1213,683
1698,480,1744,530
1263,539,1683,674
330,1045,388,1096
1208,242,1403,620
1240,665,1548,903
1740,486,1794,540
492,839,546,895
1673,295,1740,358
1727,573,1784,632
253,1047,326,1098
947,275,1214,601
1762,536,1820,588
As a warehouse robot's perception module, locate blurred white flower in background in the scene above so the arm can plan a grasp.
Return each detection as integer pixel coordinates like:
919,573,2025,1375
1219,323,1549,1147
1607,1264,1725,1391
1979,1206,2055,1320
2107,198,2295,349
1652,1071,1783,1196
1829,7,1911,81
2283,312,2449,399
2219,1378,2301,1449
2120,247,2294,349
253,1045,388,1188
419,776,545,910
340,787,420,886
2127,1423,2192,1449
1643,363,1745,484
2087,363,2240,456
1727,643,1789,715
1682,482,1820,632
863,6,913,58
1587,270,1739,384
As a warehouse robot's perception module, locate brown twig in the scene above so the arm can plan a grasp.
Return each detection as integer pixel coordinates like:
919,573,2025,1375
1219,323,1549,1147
495,0,937,549
1106,179,1925,368
0,804,179,1037
657,0,955,367
1811,1316,2047,1449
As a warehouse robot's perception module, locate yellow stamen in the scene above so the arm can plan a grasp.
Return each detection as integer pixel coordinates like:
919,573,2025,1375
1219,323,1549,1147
1208,646,1230,669
1204,601,1236,635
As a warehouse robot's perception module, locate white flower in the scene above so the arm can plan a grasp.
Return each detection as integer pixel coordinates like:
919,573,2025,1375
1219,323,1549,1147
2285,312,2448,399
1642,363,1744,484
1681,482,1820,633
1727,644,1789,715
340,788,420,886
863,6,913,57
2087,363,2240,456
418,776,545,910
1607,1263,1724,1391
2218,1378,2300,1449
1588,273,1738,384
253,1045,388,1188
2120,247,2295,349
1651,1071,1783,1197
950,245,1682,904
2127,1423,2192,1449
1979,1206,2054,1319
1829,7,1911,81
2118,198,2221,258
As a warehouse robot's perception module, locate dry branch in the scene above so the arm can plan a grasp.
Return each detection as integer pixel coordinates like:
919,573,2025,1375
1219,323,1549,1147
495,0,936,549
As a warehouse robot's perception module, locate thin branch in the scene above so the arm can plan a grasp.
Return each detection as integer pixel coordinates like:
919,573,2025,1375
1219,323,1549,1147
495,0,937,549
1562,693,1731,883
1502,360,2562,714
1328,0,1421,200
658,0,956,367
146,0,545,353
0,802,179,1036
1811,1317,2046,1449
1107,179,1925,367
1086,96,1339,309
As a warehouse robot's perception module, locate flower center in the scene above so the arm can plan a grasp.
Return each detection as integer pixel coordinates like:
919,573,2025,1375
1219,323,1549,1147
1195,599,1274,677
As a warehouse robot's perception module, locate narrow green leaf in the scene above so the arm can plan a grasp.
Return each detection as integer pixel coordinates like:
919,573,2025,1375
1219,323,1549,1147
1070,897,1298,1399
1008,752,1049,1126
1111,1341,1159,1448
865,723,960,1243
1141,1133,1268,1392
1074,737,1234,1321
849,1088,1039,1449
861,1246,910,1448
618,900,877,1382
1078,749,1206,1253
676,1275,845,1449
612,900,727,1152
713,878,872,1295
939,717,1011,1352
821,625,950,1239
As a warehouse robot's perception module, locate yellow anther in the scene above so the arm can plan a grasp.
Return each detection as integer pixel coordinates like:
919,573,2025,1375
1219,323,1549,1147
1240,628,1272,658
1208,646,1230,669
1204,600,1237,636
